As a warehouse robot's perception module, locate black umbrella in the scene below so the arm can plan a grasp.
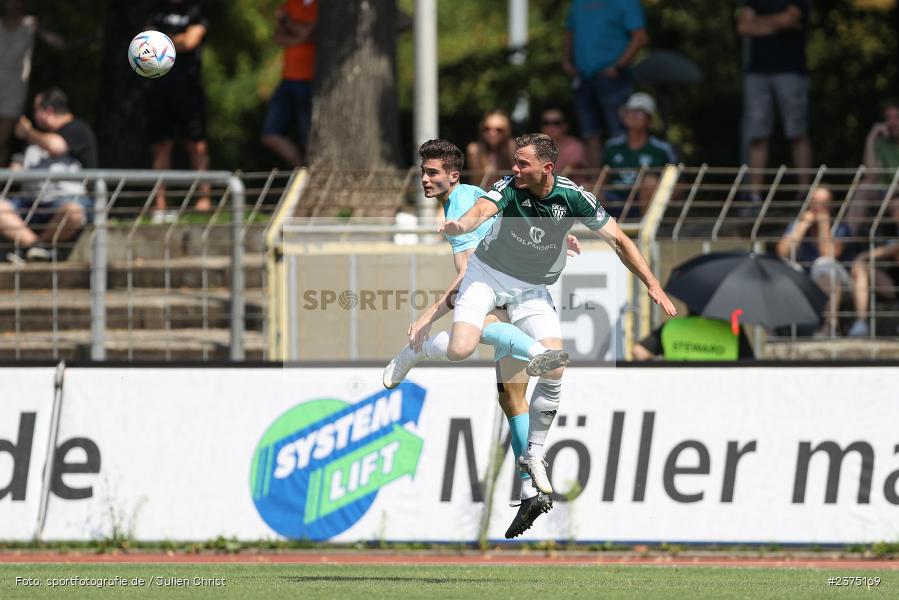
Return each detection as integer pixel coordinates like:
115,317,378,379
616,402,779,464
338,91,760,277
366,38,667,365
665,252,828,328
632,50,703,84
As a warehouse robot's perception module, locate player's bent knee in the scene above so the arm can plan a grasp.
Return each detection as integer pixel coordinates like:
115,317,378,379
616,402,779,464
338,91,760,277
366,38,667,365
446,343,474,362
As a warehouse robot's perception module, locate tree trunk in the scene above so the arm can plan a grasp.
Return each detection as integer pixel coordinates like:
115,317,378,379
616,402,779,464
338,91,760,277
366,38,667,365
95,0,157,168
309,0,401,170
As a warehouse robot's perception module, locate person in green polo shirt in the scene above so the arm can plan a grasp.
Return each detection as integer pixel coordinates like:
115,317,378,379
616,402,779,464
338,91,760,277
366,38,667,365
632,315,754,361
601,92,677,219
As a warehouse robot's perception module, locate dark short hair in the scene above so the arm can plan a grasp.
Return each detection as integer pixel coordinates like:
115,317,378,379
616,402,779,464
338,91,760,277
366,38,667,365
883,98,899,114
540,107,566,121
35,87,70,113
515,133,558,164
419,139,464,174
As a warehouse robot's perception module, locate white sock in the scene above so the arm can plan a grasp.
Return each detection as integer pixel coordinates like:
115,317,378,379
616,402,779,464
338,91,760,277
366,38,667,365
526,341,550,359
526,377,562,459
422,331,449,360
520,476,538,500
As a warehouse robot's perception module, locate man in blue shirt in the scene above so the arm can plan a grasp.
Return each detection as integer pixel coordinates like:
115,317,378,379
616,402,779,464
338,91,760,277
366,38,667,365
563,0,649,167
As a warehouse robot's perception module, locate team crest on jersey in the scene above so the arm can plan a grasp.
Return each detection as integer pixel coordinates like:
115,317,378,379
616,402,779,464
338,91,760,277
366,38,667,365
551,204,567,221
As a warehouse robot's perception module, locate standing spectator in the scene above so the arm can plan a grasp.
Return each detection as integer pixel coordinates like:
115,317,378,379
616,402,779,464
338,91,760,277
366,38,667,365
854,99,899,232
0,0,63,167
466,109,515,188
775,186,854,336
147,0,211,221
737,0,812,202
261,0,317,168
562,0,648,168
601,93,676,218
848,197,899,337
0,88,96,262
539,107,587,176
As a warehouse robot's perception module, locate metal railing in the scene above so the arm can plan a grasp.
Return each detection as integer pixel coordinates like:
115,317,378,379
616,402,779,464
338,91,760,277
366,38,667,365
653,164,899,352
3,164,896,361
269,164,898,359
0,168,294,361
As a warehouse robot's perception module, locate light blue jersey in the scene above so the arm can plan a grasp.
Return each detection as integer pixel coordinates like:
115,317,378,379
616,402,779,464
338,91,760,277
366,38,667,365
444,184,496,254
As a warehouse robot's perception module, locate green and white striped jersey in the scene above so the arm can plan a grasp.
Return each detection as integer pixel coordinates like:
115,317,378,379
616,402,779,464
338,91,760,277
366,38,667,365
475,174,610,285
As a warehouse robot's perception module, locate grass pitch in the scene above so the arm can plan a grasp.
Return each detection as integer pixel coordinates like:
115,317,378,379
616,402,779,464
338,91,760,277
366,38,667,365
0,563,893,599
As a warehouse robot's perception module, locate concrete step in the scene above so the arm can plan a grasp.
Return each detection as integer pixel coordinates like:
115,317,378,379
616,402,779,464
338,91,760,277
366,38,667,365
765,339,899,359
0,289,265,332
67,223,270,261
0,254,264,290
0,328,265,361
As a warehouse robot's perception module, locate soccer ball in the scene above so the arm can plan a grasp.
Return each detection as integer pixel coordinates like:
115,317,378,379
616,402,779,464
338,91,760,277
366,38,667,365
127,30,176,78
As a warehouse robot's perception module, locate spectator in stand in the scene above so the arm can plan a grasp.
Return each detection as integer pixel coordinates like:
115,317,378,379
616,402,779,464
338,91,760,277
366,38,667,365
147,0,211,222
737,1,812,203
261,0,317,168
848,196,899,337
539,107,587,177
601,93,676,218
855,99,899,233
0,88,97,263
562,0,648,168
0,0,64,167
776,186,855,336
466,109,515,188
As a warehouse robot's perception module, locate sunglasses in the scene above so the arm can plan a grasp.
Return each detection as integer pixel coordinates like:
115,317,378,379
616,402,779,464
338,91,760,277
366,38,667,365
542,119,564,126
482,126,507,133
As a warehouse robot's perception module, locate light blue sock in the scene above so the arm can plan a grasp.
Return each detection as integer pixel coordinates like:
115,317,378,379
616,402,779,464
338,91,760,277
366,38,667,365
481,322,545,361
508,413,531,480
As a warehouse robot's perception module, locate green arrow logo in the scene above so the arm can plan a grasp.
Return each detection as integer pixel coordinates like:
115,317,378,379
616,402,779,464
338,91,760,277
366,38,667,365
304,424,423,524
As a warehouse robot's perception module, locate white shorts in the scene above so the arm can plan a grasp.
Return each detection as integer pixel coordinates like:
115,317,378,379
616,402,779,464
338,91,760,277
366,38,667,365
810,256,852,290
454,254,562,340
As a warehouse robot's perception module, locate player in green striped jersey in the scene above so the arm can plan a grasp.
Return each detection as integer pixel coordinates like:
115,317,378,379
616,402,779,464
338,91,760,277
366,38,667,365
441,133,677,500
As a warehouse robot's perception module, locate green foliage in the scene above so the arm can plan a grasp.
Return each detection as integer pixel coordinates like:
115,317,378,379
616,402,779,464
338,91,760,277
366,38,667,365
19,0,899,170
28,0,105,123
202,0,284,170
396,0,899,169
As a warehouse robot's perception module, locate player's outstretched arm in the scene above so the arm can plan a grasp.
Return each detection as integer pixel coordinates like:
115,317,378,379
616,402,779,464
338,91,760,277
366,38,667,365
596,218,677,317
407,250,472,351
439,198,499,236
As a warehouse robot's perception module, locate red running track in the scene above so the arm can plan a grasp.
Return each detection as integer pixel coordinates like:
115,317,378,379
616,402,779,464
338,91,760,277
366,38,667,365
1,553,898,569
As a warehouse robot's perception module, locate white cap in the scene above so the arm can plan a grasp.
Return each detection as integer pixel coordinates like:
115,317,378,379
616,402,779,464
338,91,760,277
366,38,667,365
622,92,657,117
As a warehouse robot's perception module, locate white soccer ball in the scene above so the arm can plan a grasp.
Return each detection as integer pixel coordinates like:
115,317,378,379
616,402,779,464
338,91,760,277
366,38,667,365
127,30,176,78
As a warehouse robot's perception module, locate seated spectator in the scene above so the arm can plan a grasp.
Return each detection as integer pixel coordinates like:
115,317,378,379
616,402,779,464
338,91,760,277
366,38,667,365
856,99,899,232
601,92,676,218
261,0,317,168
848,196,899,337
632,314,754,361
0,88,96,263
775,186,855,336
466,109,515,187
539,107,587,177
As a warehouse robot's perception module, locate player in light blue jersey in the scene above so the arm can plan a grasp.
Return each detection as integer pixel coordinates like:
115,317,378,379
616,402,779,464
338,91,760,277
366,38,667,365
383,140,576,537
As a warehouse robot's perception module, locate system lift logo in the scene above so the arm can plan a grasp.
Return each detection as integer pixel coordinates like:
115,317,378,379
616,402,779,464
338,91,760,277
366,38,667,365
250,383,426,539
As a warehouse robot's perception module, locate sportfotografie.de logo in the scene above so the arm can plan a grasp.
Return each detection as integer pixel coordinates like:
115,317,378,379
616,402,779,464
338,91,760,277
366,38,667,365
250,383,426,540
